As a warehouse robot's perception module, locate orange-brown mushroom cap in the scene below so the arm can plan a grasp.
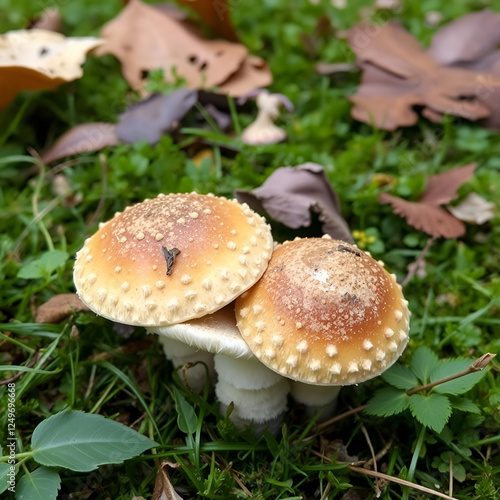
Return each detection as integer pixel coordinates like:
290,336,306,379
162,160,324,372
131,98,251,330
235,237,410,385
74,193,273,326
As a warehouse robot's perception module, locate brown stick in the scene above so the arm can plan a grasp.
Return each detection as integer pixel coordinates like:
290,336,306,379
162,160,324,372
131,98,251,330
402,237,435,287
406,353,496,396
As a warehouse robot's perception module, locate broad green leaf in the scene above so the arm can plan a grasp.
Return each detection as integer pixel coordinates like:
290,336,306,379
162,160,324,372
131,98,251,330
410,347,440,384
431,358,487,395
31,410,157,472
365,388,411,417
448,396,480,414
382,363,419,390
0,462,14,494
17,250,68,279
409,393,452,433
172,387,197,435
16,467,60,500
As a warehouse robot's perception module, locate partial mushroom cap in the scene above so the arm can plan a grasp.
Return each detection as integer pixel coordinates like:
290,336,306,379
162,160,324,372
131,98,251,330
74,193,273,326
150,304,252,358
235,237,410,385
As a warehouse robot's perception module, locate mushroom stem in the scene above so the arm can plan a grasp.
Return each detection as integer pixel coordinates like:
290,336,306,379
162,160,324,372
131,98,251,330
289,381,341,421
158,336,215,393
214,354,290,433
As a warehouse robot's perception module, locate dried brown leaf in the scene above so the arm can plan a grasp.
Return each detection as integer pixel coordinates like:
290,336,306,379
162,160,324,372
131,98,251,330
176,0,240,42
28,8,62,32
40,123,118,164
235,163,354,243
379,164,476,238
0,30,102,109
97,0,247,92
347,21,500,129
428,9,500,66
152,461,184,500
35,293,90,323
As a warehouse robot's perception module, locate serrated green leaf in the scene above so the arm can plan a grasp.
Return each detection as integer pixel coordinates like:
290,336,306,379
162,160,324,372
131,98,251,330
431,358,487,395
382,363,419,390
409,393,452,432
16,467,61,500
448,396,480,413
410,347,440,384
172,387,197,435
31,410,157,472
17,250,68,279
0,462,14,494
365,388,410,417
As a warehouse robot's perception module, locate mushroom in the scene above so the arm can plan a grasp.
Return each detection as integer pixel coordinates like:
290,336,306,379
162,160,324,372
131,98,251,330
74,192,274,393
240,90,294,145
235,236,410,418
154,305,290,432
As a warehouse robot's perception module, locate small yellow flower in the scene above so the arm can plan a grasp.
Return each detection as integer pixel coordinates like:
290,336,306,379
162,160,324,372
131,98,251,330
352,230,368,248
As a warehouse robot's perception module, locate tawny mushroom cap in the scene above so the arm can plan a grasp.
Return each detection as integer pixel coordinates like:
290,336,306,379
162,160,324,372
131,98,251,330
74,193,273,326
235,237,410,385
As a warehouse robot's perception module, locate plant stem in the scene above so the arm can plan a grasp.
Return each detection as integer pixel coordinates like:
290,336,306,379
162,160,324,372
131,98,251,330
402,425,426,500
406,353,496,396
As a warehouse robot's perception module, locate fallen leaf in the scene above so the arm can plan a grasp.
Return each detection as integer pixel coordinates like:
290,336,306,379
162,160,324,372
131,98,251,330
216,55,272,97
234,163,354,243
28,8,62,32
35,293,90,323
176,0,240,41
116,90,198,144
152,461,184,500
97,0,247,92
347,18,500,129
40,123,118,164
0,29,102,109
447,193,496,224
427,10,500,66
379,163,476,238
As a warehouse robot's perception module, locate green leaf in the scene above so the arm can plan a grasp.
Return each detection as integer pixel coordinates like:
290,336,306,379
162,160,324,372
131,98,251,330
0,462,14,494
172,387,197,435
16,467,61,500
382,363,419,390
365,388,411,417
17,250,68,279
410,347,440,384
31,410,157,472
431,358,487,395
409,393,452,433
448,396,480,414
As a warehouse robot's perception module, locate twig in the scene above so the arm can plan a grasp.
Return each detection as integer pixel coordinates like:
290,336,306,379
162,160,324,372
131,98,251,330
0,351,41,386
449,454,453,498
309,404,367,434
406,353,496,396
311,450,459,500
360,424,377,472
216,453,253,498
402,237,435,287
362,436,394,470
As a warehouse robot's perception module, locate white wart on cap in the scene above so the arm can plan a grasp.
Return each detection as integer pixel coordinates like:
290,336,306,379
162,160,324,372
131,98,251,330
74,193,273,326
235,237,410,385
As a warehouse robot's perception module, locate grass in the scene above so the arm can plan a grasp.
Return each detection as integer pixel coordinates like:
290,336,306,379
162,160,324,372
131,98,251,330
0,0,499,498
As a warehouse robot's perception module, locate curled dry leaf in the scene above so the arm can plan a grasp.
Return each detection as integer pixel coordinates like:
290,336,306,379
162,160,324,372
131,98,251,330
152,461,184,500
379,163,476,238
347,16,500,130
0,29,102,109
447,193,496,225
40,123,118,164
35,293,90,323
116,89,198,144
97,0,247,92
235,162,354,243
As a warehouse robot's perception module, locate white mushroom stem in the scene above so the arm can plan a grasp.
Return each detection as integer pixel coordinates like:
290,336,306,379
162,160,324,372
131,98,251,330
214,354,290,433
158,336,215,393
289,381,341,421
